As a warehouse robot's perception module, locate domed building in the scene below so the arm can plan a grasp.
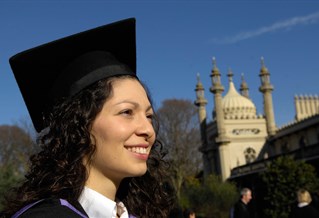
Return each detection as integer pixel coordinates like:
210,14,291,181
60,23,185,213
194,57,319,181
195,58,270,180
194,57,319,217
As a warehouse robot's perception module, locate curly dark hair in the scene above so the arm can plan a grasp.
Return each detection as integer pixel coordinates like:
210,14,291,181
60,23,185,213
2,75,174,217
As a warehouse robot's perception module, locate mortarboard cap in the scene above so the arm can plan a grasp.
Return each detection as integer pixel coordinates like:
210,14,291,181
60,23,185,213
9,18,136,132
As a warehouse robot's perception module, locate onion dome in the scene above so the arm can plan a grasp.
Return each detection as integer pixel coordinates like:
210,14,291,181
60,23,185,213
222,69,257,119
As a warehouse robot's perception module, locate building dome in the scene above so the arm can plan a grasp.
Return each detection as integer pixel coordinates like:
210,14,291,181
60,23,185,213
222,81,257,119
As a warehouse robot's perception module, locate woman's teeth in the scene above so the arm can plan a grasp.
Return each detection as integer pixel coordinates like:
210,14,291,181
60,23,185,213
126,147,147,154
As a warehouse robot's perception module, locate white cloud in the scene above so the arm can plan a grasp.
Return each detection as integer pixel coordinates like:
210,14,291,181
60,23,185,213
211,11,319,44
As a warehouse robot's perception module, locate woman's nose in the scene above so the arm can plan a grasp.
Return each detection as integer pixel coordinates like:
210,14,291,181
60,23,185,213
136,115,155,140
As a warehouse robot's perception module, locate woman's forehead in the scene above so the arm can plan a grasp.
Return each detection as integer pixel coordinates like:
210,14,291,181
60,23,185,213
108,78,150,105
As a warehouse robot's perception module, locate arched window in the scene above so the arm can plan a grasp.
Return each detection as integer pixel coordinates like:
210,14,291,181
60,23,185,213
244,147,256,164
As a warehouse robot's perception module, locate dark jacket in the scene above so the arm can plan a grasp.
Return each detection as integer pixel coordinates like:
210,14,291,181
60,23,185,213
290,204,319,218
13,198,88,218
233,200,250,218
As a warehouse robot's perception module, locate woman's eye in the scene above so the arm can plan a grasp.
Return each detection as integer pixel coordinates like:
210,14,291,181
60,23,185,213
147,114,154,121
120,109,133,116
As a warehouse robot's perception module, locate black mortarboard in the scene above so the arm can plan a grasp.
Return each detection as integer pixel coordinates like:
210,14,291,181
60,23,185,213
9,18,136,132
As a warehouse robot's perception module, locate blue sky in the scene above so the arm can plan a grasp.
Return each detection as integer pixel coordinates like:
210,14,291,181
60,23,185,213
1,0,319,129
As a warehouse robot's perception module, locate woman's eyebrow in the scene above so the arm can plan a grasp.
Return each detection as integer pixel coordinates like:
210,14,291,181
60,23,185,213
114,100,138,106
114,100,153,111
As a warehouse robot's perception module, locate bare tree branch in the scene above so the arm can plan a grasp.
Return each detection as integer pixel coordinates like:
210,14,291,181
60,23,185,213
157,99,202,200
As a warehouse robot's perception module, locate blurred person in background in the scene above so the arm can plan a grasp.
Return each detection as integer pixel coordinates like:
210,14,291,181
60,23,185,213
289,189,319,218
233,188,252,218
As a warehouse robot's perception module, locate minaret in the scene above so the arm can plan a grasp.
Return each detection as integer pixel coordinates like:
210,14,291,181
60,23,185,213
259,57,276,136
209,57,226,140
194,73,211,176
210,57,229,180
194,73,208,146
240,73,250,98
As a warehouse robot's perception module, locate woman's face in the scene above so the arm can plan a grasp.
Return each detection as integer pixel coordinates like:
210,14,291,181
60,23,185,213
88,77,155,185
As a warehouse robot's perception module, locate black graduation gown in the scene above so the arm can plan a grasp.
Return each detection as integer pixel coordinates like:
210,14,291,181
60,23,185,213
16,198,88,218
233,200,250,218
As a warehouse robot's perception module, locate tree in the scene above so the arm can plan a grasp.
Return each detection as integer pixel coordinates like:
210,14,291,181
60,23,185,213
0,125,35,172
0,124,36,209
181,174,238,218
261,155,319,218
156,99,202,201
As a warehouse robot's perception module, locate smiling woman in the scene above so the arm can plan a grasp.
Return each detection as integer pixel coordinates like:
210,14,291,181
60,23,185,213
87,77,156,191
1,18,173,218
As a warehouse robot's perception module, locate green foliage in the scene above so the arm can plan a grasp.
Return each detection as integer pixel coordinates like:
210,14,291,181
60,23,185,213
180,174,238,218
0,124,36,211
0,165,24,210
261,156,319,218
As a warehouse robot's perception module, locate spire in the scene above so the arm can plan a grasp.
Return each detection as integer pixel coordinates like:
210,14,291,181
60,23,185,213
197,72,202,86
195,73,207,107
261,56,265,66
258,56,276,136
259,57,273,91
260,56,270,80
210,57,224,93
227,68,234,82
212,56,218,71
240,73,250,98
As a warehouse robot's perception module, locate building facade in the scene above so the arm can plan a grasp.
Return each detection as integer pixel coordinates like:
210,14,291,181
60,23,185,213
194,57,319,181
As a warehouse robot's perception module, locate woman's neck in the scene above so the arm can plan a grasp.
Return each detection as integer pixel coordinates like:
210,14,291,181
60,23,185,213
85,173,120,200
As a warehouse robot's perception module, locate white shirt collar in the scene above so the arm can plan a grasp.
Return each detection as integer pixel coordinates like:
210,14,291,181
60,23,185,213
78,186,129,218
298,202,309,208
